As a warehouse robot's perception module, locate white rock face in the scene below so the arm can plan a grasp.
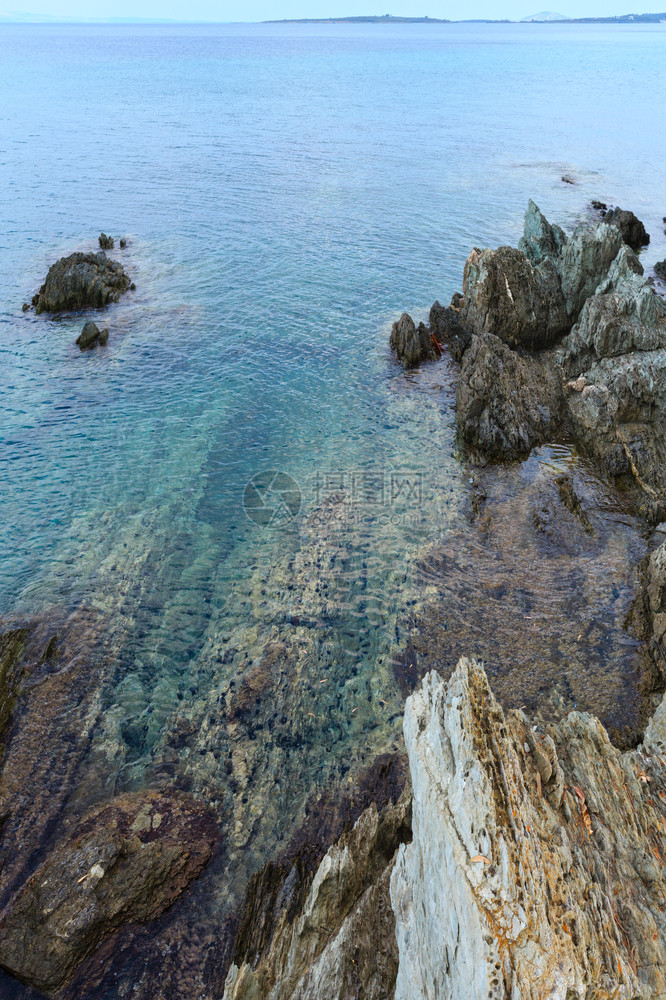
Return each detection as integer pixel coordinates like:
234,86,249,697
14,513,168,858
391,660,666,1000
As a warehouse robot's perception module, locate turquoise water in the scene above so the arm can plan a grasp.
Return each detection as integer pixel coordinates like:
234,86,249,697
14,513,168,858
1,20,666,996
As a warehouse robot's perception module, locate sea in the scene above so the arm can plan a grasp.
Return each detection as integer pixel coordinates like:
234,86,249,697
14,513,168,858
1,19,666,997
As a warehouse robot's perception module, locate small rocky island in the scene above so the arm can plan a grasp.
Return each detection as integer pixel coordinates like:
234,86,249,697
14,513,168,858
23,235,134,350
30,250,131,315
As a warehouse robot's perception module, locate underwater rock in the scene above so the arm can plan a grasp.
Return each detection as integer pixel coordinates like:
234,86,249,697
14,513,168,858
32,252,130,314
98,233,114,250
0,790,217,994
456,332,565,458
76,321,109,350
390,312,437,367
0,609,110,911
604,206,650,251
462,244,569,350
391,659,666,1000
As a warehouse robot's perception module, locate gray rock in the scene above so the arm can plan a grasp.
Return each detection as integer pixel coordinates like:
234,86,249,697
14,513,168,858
462,245,569,350
456,333,565,458
565,350,666,495
98,232,114,250
390,312,436,367
76,321,109,350
428,300,472,363
655,260,666,282
564,246,666,374
556,220,623,320
34,252,131,314
604,206,650,251
518,199,567,266
119,237,127,248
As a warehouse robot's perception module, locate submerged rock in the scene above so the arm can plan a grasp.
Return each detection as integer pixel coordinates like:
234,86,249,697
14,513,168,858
456,332,565,458
604,206,650,251
391,659,666,1000
390,312,437,367
0,790,217,994
98,233,114,250
76,320,109,350
33,252,131,314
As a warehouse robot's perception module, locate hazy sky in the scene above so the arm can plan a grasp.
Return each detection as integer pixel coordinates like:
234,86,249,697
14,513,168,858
4,0,659,21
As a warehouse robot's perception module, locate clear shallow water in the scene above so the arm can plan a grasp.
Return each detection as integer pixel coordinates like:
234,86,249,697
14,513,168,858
1,20,666,997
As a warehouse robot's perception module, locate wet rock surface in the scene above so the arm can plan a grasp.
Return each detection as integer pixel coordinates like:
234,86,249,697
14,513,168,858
32,252,131,314
604,206,650,250
0,791,217,994
76,321,108,350
456,333,565,458
389,312,437,367
0,609,110,911
392,659,666,999
395,450,655,749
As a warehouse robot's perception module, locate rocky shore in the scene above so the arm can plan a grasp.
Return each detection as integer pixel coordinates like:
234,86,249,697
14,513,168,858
3,202,666,999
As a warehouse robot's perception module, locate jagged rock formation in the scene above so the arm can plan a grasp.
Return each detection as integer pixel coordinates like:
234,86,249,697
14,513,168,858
391,658,666,1000
604,207,650,251
76,320,109,350
462,243,569,349
222,754,410,1000
390,312,437,367
32,251,131,314
0,790,216,994
456,332,565,457
449,201,666,492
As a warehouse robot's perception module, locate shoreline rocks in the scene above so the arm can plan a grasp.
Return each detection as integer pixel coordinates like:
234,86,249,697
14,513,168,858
412,200,666,502
391,658,666,999
390,312,437,367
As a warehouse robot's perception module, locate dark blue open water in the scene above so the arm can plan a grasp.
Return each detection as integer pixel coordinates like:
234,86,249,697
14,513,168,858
1,20,666,997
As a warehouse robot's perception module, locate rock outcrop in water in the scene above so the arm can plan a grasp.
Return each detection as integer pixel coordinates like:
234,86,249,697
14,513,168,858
32,251,131,314
76,320,109,349
604,206,650,251
390,312,437,367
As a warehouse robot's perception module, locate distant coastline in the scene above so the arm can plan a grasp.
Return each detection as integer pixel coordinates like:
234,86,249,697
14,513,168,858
1,9,665,24
265,12,666,23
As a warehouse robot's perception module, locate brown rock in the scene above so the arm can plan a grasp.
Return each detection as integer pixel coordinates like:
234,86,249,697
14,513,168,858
0,790,217,994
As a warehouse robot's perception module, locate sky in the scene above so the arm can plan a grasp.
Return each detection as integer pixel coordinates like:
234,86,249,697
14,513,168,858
1,0,661,21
